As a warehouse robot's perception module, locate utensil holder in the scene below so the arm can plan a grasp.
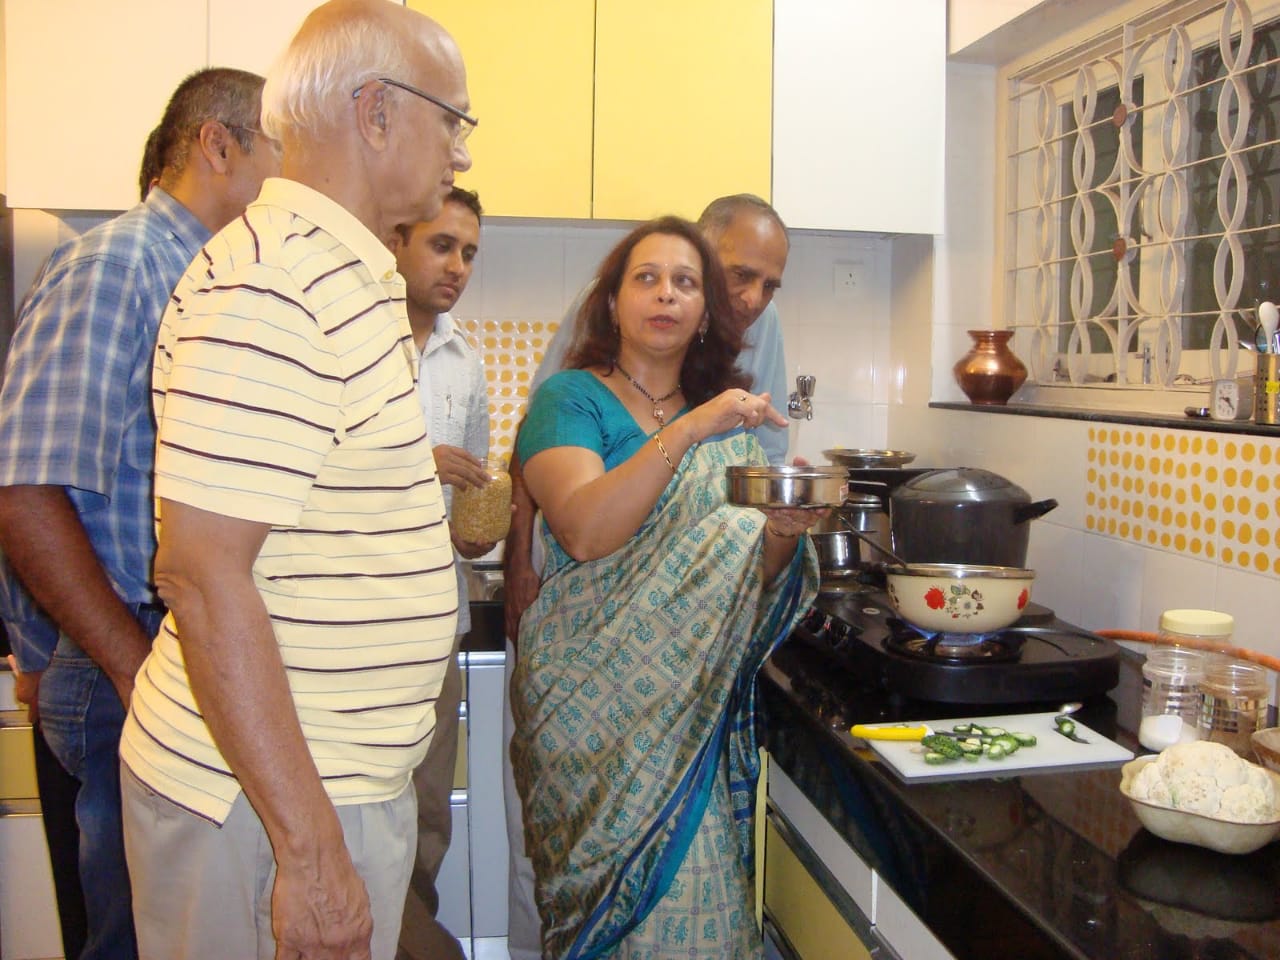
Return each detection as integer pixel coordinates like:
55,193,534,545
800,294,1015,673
1254,354,1280,425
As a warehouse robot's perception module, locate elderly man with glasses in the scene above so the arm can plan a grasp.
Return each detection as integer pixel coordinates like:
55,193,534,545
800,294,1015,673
116,2,474,958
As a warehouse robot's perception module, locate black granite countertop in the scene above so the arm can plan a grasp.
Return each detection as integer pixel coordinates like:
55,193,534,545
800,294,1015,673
929,400,1280,436
760,639,1280,960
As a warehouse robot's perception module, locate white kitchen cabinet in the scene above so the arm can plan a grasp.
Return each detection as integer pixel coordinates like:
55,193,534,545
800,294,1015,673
772,0,946,234
434,797,471,937
0,804,64,960
208,0,324,77
0,707,63,960
463,653,509,938
874,874,958,960
4,0,207,211
4,0,329,212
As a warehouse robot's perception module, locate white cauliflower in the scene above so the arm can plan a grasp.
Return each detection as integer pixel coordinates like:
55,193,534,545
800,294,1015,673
1128,740,1277,823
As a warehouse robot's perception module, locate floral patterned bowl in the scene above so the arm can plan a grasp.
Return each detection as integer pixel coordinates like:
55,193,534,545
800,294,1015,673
884,563,1035,634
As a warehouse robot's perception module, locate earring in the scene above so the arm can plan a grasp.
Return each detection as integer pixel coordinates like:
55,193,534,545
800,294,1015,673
698,322,708,344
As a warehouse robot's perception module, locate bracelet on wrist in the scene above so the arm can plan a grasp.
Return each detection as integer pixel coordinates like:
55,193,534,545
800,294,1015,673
653,432,676,473
765,520,800,539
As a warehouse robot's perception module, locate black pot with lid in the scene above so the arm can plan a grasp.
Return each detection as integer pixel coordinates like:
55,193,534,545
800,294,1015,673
889,467,1057,568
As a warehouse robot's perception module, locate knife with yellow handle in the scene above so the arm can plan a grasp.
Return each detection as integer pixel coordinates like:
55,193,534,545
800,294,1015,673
850,723,933,741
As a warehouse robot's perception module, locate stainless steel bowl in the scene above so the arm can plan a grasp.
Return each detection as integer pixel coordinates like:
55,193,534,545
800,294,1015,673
823,448,916,469
726,465,848,508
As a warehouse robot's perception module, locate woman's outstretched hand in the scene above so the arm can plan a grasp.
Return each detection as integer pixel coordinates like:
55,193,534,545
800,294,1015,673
689,389,789,439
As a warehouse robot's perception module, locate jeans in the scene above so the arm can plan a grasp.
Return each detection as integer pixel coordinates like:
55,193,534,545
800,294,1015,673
38,602,164,960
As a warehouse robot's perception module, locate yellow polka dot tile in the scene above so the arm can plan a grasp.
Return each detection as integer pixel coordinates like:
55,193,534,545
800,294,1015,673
1088,428,1280,575
458,317,563,465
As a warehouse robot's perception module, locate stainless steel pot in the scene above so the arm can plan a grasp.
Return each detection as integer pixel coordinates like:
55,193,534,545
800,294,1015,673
889,468,1057,567
726,465,848,508
811,493,889,575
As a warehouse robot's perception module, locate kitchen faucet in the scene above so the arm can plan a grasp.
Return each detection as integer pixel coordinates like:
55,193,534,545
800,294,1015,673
788,374,816,420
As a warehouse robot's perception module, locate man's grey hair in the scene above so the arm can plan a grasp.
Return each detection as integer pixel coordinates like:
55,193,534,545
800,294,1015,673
261,6,417,140
154,68,266,188
697,194,789,246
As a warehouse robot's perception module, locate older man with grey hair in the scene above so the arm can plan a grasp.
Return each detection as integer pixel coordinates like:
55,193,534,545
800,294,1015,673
118,3,474,958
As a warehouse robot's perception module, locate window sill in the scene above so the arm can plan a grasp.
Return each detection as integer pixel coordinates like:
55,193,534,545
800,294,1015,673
929,401,1280,436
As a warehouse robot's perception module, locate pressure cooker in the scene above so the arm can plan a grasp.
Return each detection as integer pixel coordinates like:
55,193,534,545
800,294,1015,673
889,468,1057,568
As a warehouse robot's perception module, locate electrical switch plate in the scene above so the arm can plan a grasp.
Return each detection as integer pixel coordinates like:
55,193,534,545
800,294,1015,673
833,260,865,295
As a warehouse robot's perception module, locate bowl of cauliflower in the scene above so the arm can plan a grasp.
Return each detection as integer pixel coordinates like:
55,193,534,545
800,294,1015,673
1120,741,1280,855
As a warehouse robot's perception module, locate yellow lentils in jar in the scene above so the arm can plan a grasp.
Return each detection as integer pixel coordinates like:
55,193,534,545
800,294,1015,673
451,458,512,543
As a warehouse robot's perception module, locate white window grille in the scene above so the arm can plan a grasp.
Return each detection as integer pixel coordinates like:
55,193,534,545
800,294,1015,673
1003,0,1280,412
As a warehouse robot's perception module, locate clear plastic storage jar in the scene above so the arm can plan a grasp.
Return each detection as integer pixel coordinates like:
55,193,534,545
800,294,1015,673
1158,608,1234,647
451,458,513,544
1198,660,1269,757
1139,648,1208,751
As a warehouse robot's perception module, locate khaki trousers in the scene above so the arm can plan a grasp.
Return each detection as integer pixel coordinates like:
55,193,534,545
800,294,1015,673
121,762,415,960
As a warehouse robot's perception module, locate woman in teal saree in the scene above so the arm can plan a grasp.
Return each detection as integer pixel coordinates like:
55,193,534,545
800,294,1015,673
511,217,823,959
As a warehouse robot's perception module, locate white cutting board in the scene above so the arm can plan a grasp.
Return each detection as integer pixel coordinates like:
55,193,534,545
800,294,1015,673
857,712,1135,783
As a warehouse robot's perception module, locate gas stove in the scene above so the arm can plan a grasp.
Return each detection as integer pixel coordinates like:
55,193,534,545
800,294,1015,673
792,590,1120,707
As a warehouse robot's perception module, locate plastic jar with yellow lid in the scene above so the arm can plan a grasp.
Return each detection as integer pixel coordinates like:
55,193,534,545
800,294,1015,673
1157,608,1234,647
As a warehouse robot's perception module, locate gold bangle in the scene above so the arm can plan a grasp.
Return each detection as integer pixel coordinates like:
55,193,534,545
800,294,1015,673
654,432,676,473
766,520,800,539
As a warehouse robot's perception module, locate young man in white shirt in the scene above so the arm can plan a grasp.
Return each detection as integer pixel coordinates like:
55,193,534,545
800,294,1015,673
391,186,495,960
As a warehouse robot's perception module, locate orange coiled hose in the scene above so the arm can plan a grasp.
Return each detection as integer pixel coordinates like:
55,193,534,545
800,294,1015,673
1095,629,1280,674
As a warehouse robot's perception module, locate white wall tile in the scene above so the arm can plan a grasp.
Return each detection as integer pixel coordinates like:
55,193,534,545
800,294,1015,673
1024,522,1085,623
1078,532,1146,632
1214,566,1280,662
788,400,875,465
561,224,627,307
1139,548,1222,634
475,226,570,320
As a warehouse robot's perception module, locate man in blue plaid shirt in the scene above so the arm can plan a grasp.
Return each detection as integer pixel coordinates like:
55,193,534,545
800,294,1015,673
0,67,278,960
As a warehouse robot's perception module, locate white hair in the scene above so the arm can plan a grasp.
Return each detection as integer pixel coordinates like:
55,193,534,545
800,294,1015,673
261,6,416,139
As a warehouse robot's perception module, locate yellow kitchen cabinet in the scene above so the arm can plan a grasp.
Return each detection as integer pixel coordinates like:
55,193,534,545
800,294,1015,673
409,0,595,219
593,0,772,222
763,815,873,960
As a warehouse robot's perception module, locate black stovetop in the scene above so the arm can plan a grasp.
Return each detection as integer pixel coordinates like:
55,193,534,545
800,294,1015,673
791,588,1121,710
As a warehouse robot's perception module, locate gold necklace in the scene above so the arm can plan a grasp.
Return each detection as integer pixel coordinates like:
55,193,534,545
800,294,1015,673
614,362,680,427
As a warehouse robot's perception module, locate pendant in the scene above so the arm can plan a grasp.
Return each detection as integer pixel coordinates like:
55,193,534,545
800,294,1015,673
653,405,665,425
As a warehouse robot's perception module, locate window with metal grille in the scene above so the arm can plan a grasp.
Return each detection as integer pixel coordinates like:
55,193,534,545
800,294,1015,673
1003,0,1280,413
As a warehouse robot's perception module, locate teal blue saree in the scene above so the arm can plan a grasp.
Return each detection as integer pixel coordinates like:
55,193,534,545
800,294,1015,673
511,414,818,959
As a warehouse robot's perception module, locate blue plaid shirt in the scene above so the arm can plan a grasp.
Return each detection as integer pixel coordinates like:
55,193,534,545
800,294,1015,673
0,189,210,671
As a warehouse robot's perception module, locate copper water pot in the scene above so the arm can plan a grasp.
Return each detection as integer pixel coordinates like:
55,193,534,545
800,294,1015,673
954,329,1027,405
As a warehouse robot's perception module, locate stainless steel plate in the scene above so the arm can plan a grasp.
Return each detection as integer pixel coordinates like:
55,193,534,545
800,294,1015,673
823,448,917,469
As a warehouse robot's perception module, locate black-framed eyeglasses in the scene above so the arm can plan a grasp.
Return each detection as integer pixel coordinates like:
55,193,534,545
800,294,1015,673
353,77,478,143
